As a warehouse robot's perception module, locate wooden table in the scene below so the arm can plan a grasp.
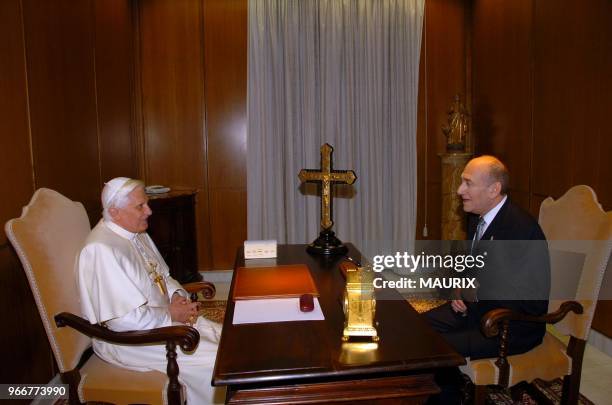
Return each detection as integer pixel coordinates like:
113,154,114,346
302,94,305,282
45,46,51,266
212,244,464,404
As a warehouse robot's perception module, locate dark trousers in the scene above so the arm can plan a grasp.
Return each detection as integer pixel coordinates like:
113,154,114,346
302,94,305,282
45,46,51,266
424,302,500,360
424,303,501,405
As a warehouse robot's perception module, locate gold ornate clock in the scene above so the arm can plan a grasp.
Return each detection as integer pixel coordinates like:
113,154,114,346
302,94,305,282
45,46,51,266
340,261,378,342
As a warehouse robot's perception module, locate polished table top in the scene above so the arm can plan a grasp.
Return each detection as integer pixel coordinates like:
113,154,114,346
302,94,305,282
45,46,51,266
212,244,464,387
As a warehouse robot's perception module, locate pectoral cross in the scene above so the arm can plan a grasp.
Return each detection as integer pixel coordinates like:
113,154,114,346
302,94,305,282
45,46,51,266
299,143,356,230
148,261,168,297
298,143,357,255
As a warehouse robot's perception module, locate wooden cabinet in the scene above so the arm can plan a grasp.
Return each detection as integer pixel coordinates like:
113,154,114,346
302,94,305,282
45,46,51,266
147,189,202,283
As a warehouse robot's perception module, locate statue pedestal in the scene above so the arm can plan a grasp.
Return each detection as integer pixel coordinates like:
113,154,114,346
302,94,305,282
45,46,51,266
439,153,472,240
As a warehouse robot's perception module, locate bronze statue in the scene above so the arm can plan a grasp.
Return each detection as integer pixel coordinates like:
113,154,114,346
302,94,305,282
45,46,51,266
442,94,469,152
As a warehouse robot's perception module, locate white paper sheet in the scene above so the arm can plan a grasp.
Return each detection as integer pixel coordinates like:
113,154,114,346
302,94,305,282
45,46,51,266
232,297,325,325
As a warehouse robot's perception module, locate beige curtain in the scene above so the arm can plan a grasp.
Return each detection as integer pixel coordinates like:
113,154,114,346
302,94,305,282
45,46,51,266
247,0,424,259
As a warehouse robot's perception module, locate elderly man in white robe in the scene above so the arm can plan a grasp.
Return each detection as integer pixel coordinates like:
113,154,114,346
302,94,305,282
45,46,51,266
77,177,224,404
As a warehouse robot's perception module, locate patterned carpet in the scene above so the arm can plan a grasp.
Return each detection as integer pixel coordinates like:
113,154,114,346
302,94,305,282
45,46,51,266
483,379,594,405
408,298,447,314
198,300,227,324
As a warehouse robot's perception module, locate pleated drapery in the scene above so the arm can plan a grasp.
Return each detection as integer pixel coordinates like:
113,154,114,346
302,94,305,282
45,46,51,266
247,0,424,259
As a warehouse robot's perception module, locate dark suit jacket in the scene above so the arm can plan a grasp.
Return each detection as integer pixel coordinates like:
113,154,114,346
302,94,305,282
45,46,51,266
467,197,551,355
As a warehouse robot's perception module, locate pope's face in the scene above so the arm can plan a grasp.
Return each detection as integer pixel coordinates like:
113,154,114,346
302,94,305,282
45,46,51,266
112,187,152,233
457,160,499,216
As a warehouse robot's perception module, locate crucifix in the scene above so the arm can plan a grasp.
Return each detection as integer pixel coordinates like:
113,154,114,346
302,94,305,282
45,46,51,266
298,143,357,255
147,261,168,297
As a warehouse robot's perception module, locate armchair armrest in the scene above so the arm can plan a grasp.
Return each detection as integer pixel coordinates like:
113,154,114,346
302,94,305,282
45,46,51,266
54,312,199,351
481,301,584,338
478,300,583,388
182,281,216,300
55,312,200,405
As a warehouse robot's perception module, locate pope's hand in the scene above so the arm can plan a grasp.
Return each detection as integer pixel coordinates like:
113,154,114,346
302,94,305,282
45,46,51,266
169,294,199,324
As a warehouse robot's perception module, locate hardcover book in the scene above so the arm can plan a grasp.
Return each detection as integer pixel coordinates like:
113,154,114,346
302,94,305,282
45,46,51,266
232,264,319,300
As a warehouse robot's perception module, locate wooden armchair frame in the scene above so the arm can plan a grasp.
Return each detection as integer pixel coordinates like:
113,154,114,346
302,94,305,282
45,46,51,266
55,313,199,405
475,301,585,404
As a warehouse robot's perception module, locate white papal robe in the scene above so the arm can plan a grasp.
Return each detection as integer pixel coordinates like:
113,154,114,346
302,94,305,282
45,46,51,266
77,219,225,404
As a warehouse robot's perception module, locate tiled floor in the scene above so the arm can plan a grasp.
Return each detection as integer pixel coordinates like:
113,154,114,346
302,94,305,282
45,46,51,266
573,338,612,404
203,271,612,403
201,270,232,300
546,325,612,403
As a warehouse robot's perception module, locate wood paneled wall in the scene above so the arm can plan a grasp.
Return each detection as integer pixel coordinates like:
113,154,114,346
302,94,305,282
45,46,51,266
1,0,247,384
416,0,469,240
0,0,34,243
471,0,533,209
1,0,248,384
203,0,247,270
138,0,214,268
0,1,41,384
470,0,612,337
95,0,140,182
530,0,611,213
137,0,247,270
471,0,611,215
0,0,136,384
23,0,103,217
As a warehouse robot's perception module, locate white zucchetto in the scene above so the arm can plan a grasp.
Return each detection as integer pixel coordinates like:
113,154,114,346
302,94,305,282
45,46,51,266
101,177,138,209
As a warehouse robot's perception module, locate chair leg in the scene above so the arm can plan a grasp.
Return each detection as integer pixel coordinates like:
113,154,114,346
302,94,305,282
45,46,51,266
561,337,586,405
61,370,84,405
474,385,487,405
561,374,580,405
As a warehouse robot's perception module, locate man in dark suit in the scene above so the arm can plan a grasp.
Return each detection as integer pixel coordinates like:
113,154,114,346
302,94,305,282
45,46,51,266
424,156,550,404
425,154,550,361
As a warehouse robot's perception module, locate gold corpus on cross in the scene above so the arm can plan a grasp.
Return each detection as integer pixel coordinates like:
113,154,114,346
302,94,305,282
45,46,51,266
298,143,357,231
148,261,168,297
